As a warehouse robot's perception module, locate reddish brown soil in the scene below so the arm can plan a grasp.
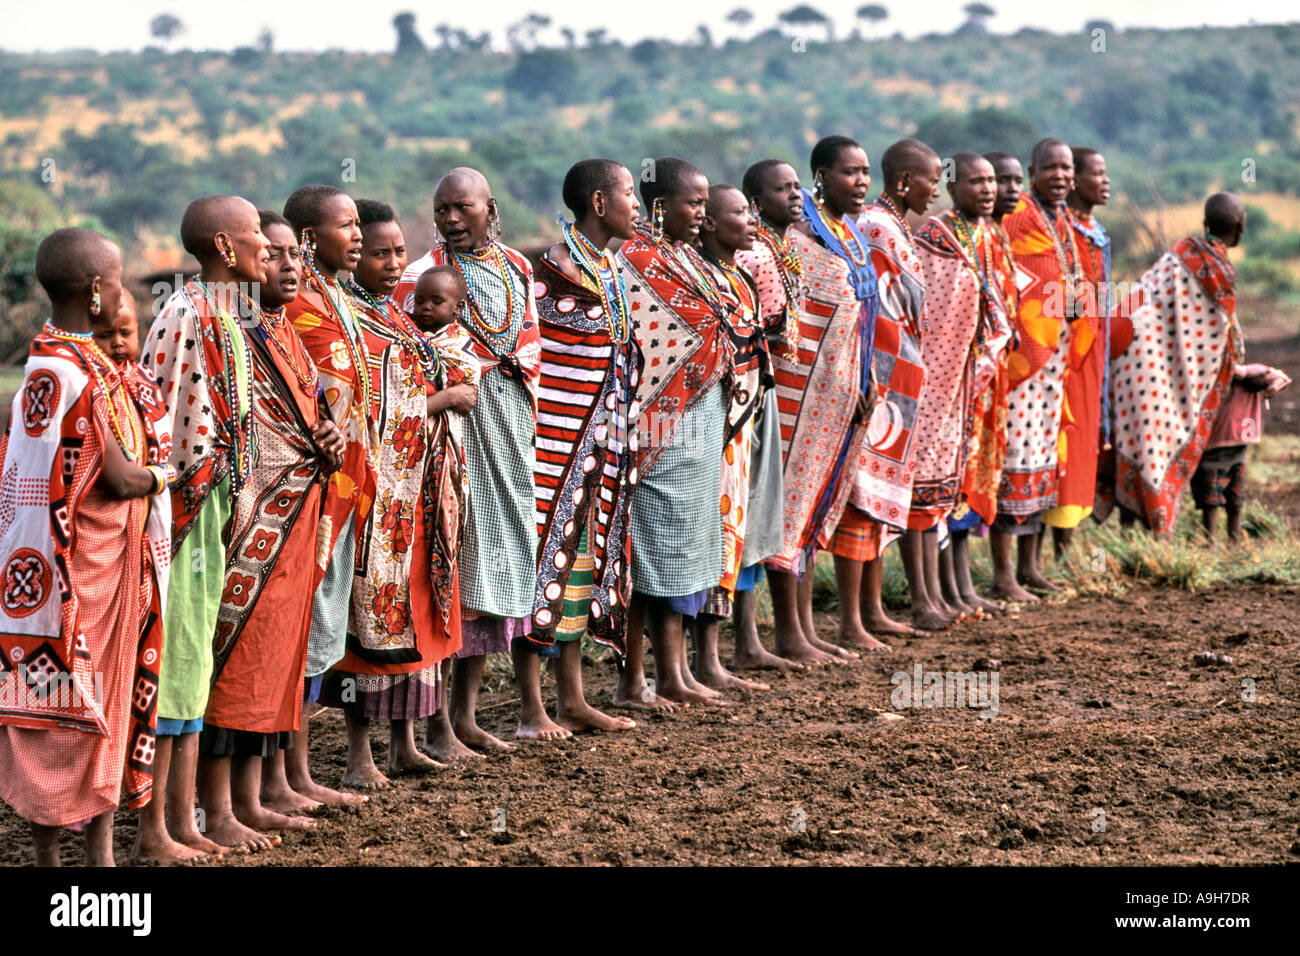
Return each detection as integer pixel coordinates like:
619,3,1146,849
2,333,1296,867
2,584,1296,867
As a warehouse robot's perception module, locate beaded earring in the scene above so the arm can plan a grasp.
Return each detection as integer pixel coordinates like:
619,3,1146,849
813,175,825,204
300,233,317,271
90,289,102,316
651,198,665,242
488,203,502,240
220,246,237,269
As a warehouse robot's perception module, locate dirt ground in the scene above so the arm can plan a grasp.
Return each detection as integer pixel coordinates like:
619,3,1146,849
2,583,1296,867
1,330,1297,867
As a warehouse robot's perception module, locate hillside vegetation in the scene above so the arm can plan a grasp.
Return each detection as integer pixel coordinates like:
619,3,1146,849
2,18,1299,352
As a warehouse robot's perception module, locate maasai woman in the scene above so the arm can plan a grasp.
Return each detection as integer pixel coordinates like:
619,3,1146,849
734,158,811,673
780,136,879,661
849,138,941,636
913,153,1014,618
406,265,478,760
530,159,641,732
0,228,172,866
613,157,733,708
141,196,260,856
694,183,776,694
393,168,540,750
991,138,1086,601
199,207,347,843
284,185,379,707
1108,193,1248,536
1048,146,1110,555
329,199,464,780
248,211,362,817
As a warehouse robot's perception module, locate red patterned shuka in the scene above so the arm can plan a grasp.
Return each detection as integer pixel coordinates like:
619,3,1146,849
0,333,173,821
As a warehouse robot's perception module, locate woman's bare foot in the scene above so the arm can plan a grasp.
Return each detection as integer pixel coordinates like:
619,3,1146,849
288,777,369,806
421,722,483,762
657,676,731,707
515,714,573,741
991,579,1040,603
340,764,391,791
841,630,894,653
556,699,637,733
1019,570,1063,592
132,830,208,866
863,609,917,635
960,592,1005,614
732,645,810,672
774,637,841,665
912,606,955,631
204,812,278,852
167,815,227,857
234,802,316,832
388,748,444,775
260,781,321,816
807,632,859,661
695,660,771,692
453,717,517,752
611,685,683,713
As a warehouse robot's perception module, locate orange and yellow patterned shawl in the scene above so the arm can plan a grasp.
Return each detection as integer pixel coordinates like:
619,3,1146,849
998,194,1096,517
288,270,379,570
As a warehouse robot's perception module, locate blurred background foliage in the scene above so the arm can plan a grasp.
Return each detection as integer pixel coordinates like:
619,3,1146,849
2,11,1299,355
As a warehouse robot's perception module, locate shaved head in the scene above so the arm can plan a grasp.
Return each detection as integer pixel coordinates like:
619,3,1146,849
880,138,940,187
181,195,257,262
435,166,491,202
952,150,992,180
706,183,745,218
35,227,121,304
1204,191,1246,242
1030,137,1070,170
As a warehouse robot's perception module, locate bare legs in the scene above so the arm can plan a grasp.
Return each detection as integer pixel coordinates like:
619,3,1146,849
133,735,208,864
513,643,572,740
768,566,837,665
555,638,635,732
732,583,806,670
990,529,1039,603
166,732,225,855
901,529,954,630
423,659,482,760
613,594,680,712
692,613,769,691
950,530,1001,613
33,810,117,867
451,653,514,751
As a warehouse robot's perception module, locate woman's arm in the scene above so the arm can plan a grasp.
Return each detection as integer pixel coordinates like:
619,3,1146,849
97,433,159,499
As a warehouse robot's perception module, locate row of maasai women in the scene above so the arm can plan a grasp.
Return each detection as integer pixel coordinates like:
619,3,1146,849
0,134,1283,866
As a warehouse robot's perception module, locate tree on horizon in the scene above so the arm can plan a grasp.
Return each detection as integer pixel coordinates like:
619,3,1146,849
148,13,183,47
393,12,426,56
779,4,834,43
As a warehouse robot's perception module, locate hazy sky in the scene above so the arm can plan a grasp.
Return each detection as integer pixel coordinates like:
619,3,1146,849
4,0,1297,53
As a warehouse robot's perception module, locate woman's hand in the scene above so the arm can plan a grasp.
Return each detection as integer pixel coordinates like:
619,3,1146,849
427,384,478,417
310,419,345,471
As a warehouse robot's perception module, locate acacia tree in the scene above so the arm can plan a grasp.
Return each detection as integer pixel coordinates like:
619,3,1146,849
856,4,888,36
148,13,183,47
778,4,834,43
726,8,755,39
960,2,996,34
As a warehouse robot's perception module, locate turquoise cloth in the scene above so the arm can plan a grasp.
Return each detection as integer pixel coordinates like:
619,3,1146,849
738,387,784,569
630,382,726,598
306,511,355,678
